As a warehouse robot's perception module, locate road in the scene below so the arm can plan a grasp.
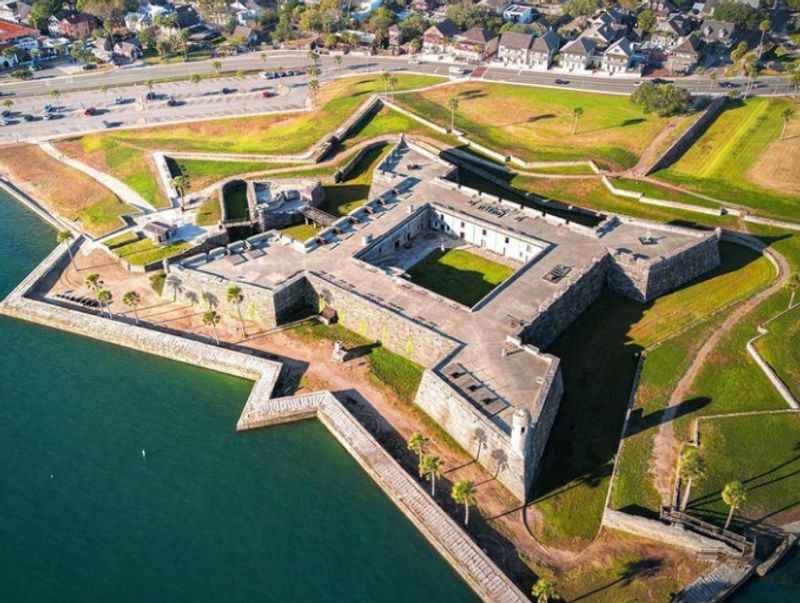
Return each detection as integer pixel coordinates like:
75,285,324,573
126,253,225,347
0,50,794,143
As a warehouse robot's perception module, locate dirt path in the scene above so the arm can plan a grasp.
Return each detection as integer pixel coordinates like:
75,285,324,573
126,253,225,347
650,235,790,504
628,118,687,177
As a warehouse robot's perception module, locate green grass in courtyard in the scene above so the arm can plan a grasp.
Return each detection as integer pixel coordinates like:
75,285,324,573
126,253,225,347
279,222,320,241
195,193,221,226
108,235,192,266
654,97,800,221
393,82,681,170
406,248,514,307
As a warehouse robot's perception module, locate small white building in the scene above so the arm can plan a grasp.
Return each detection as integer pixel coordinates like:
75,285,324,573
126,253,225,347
496,31,534,67
502,4,535,24
559,36,597,71
529,30,560,69
600,36,638,74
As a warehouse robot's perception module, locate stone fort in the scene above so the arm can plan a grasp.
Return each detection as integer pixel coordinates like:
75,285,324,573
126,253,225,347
165,138,720,501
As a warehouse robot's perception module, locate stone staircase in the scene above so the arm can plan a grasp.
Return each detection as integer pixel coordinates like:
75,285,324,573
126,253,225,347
674,561,756,603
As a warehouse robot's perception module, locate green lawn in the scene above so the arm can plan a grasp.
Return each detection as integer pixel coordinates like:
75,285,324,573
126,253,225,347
320,143,390,216
279,222,320,241
654,97,800,221
170,158,293,193
108,235,192,266
393,82,680,170
754,305,800,401
611,177,722,210
195,193,221,226
687,414,800,528
406,248,514,307
526,164,597,176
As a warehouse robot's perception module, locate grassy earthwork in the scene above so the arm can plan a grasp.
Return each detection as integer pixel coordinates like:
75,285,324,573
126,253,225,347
392,82,685,170
406,248,515,307
654,97,800,220
105,231,193,266
0,144,135,237
754,305,800,401
320,143,391,216
278,222,320,242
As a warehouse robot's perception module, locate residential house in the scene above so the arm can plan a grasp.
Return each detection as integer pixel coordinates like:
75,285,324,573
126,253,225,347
479,0,511,15
0,18,36,45
502,4,535,24
387,24,402,48
559,36,597,71
422,18,460,56
651,13,693,47
48,12,99,40
232,24,259,46
451,26,495,62
600,36,638,74
529,29,559,69
666,34,701,73
0,1,30,23
645,0,678,18
699,19,734,47
496,30,533,67
113,40,142,63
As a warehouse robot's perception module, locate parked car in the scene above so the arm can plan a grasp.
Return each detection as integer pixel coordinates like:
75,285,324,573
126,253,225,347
554,79,570,85
261,90,275,98
166,96,180,107
1,109,10,117
43,104,56,113
84,107,97,116
0,118,9,126
145,91,158,101
81,63,97,71
113,97,126,105
719,81,740,88
221,87,234,94
22,114,35,122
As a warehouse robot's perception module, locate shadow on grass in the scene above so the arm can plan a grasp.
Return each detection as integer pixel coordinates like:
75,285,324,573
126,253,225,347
571,557,663,602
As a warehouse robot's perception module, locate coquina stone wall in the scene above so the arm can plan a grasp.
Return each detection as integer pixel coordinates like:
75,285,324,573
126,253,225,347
414,358,563,501
305,272,459,368
522,254,610,349
608,231,721,302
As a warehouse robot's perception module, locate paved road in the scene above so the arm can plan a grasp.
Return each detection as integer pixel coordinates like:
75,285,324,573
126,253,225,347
0,50,794,99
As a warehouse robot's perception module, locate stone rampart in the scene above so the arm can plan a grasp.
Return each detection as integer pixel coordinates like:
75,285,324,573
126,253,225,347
646,97,727,175
305,272,459,368
601,176,724,218
603,509,737,556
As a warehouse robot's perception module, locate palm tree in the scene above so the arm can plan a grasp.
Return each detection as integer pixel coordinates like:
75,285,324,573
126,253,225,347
722,481,747,530
784,273,799,309
757,19,770,60
407,432,430,476
792,69,800,99
97,288,113,318
85,272,102,292
212,60,223,74
387,74,398,97
50,89,60,100
572,107,584,134
3,98,13,110
531,578,558,603
420,455,443,496
201,291,216,310
679,447,706,511
122,290,142,324
227,285,246,336
447,96,459,132
334,55,342,70
781,106,795,140
202,309,222,344
191,73,201,85
308,77,320,104
451,480,477,525
56,230,75,268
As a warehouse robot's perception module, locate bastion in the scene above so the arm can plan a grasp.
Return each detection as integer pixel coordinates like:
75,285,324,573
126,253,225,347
165,138,721,500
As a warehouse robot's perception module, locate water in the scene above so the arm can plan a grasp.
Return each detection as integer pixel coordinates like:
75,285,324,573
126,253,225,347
0,192,478,602
733,547,800,602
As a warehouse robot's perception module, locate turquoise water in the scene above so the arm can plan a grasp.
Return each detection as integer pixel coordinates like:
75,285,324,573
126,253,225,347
0,193,479,602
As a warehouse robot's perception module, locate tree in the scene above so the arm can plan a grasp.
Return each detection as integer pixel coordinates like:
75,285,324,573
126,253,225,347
227,285,246,336
50,89,60,99
407,432,430,476
679,447,706,511
3,99,13,110
85,273,102,292
722,481,747,530
30,0,62,29
202,309,222,344
451,480,477,525
97,288,113,318
713,1,759,29
166,274,182,302
123,290,142,324
572,106,583,134
531,578,558,603
334,54,342,69
191,73,202,85
448,96,459,132
563,0,600,18
631,82,691,117
212,60,223,73
781,106,795,140
784,273,799,309
792,69,800,98
56,230,75,268
380,70,397,96
757,19,770,59
420,454,443,496
201,291,216,310
172,174,187,205
308,77,320,104
637,9,656,34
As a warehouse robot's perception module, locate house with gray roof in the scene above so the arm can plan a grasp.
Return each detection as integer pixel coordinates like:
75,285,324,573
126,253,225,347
496,31,534,67
422,18,461,56
452,26,497,62
699,19,735,48
559,36,597,71
600,36,640,74
530,30,560,69
666,34,702,73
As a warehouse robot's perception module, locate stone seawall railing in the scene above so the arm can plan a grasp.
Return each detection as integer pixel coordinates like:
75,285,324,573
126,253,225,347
238,391,530,603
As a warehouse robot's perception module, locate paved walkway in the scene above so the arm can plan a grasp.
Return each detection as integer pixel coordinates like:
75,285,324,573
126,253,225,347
38,142,156,214
674,561,755,603
238,391,530,603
